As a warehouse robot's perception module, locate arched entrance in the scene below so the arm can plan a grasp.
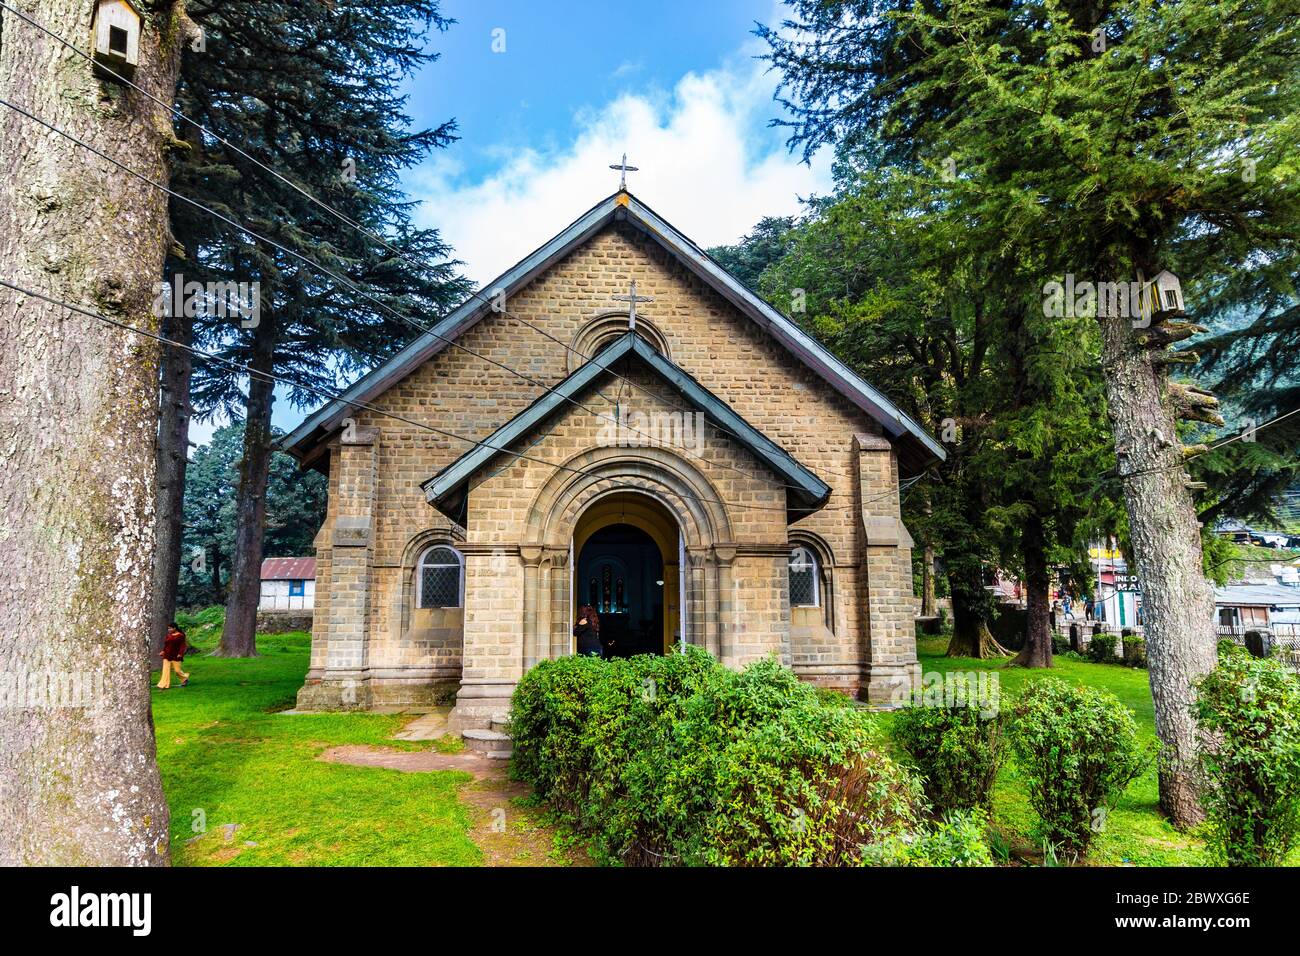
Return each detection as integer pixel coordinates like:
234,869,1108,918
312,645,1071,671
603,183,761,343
572,491,681,655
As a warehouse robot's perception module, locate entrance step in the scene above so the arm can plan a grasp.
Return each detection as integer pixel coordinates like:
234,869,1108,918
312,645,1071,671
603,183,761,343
489,715,509,734
463,728,512,759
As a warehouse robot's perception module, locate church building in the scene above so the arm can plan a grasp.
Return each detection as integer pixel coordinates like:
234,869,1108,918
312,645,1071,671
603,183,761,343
281,187,944,730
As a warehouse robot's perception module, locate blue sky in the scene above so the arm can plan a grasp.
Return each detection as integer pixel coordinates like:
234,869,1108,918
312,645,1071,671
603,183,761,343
198,0,831,445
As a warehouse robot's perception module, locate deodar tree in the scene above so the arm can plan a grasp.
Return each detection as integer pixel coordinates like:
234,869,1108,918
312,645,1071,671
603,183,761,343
761,0,1300,825
0,0,189,863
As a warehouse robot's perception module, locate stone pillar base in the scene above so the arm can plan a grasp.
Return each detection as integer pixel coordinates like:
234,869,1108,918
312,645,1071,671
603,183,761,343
860,660,920,708
447,679,516,733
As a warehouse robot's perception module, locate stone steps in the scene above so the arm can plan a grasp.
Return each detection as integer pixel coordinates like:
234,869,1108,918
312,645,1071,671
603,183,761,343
462,728,512,760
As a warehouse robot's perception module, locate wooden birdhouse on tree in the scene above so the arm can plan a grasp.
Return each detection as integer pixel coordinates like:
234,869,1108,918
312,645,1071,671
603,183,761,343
91,0,143,80
1149,269,1185,319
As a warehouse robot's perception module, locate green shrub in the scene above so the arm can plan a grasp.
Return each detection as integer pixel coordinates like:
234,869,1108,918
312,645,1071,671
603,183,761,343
1052,633,1071,655
1194,644,1300,866
891,704,1005,814
860,810,993,866
1009,679,1147,856
1087,634,1118,664
1122,635,1147,668
511,651,946,866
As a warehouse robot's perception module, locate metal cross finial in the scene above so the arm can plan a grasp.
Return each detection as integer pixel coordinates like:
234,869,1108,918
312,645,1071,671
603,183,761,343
612,279,653,330
609,152,638,191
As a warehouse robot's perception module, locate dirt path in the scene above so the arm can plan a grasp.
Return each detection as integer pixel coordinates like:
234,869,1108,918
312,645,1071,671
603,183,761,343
319,741,585,867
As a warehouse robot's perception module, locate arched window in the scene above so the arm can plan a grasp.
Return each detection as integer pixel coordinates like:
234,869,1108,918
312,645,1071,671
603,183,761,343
788,546,819,608
417,545,463,609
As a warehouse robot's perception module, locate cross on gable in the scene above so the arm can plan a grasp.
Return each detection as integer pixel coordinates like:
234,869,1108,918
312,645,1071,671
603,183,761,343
612,279,653,330
609,152,638,191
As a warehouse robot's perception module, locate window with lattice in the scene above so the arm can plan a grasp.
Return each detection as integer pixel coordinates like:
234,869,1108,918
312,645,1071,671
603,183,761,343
418,546,462,608
788,546,819,608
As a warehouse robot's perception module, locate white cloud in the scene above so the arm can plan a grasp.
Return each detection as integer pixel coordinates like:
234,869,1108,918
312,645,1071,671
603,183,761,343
410,49,832,285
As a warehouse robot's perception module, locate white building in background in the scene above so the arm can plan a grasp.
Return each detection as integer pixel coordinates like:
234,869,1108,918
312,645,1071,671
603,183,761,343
258,557,316,611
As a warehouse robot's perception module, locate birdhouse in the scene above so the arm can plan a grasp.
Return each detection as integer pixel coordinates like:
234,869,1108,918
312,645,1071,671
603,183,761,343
91,0,143,80
1149,269,1185,318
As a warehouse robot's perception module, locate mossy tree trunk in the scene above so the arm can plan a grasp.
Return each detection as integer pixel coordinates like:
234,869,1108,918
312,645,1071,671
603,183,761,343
0,0,187,864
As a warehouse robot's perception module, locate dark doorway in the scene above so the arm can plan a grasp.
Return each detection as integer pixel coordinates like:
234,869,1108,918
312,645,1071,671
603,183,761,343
577,523,665,657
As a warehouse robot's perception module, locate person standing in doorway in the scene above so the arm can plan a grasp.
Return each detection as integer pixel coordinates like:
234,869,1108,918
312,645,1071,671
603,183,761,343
157,622,190,689
574,605,603,658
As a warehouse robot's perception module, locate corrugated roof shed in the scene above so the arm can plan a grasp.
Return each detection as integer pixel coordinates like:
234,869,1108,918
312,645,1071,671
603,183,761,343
259,557,316,581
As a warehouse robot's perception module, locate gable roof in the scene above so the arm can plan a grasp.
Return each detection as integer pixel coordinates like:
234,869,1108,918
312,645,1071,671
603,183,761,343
278,190,945,471
260,557,316,581
422,332,832,525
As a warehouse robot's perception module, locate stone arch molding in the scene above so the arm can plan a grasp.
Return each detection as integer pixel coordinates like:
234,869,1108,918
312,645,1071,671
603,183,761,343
525,446,732,551
567,311,671,374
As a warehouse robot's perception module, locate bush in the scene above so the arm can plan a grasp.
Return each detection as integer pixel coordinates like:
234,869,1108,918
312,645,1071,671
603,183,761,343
1009,679,1147,856
510,652,984,866
861,809,993,866
1052,633,1070,655
1087,633,1118,664
891,704,1005,814
1194,644,1300,866
1122,635,1147,668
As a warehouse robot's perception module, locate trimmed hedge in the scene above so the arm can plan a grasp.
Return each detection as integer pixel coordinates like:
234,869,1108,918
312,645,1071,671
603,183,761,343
1194,643,1300,866
510,650,987,866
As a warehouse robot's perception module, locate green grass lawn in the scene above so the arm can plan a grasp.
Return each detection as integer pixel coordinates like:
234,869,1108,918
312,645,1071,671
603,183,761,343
153,618,1290,866
151,625,481,866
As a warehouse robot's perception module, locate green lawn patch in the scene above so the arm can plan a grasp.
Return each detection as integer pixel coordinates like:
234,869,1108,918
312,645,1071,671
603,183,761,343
151,630,481,866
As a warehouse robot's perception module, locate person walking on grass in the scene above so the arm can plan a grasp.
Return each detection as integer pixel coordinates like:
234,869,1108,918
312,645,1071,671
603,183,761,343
157,621,190,690
574,605,603,658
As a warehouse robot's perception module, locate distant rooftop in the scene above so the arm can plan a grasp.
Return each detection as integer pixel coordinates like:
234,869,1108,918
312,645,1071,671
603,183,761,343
260,557,316,581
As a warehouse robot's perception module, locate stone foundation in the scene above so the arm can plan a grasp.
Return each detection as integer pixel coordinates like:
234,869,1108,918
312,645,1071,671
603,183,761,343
256,609,314,634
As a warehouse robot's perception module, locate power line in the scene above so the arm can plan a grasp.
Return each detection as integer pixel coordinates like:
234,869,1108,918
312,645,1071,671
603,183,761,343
1112,405,1300,483
0,1,865,487
2,276,920,517
0,95,857,501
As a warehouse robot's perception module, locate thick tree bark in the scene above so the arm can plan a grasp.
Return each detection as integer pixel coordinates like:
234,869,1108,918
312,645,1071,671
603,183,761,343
216,315,275,657
1096,308,1216,828
149,311,193,657
0,0,185,864
1012,511,1053,668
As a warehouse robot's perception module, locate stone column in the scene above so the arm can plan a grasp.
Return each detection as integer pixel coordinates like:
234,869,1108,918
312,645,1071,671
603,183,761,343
298,426,378,710
686,547,708,650
713,546,736,664
521,546,543,672
855,433,920,705
548,547,571,659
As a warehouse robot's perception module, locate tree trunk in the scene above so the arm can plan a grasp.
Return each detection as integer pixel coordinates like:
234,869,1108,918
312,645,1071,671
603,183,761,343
149,311,193,657
946,572,1008,658
0,0,184,864
216,317,275,657
919,489,937,617
1013,511,1053,668
1096,308,1217,828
